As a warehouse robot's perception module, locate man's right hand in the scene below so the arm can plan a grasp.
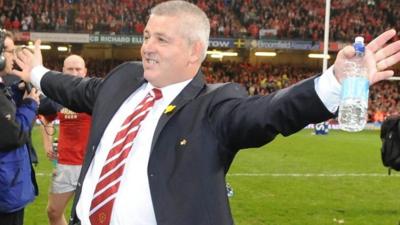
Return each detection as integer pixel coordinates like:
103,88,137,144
12,39,43,82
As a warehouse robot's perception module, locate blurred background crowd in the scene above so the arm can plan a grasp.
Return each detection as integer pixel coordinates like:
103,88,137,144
1,0,399,42
0,0,398,123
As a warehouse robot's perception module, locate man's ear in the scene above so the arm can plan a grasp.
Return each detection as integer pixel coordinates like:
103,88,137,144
188,41,204,64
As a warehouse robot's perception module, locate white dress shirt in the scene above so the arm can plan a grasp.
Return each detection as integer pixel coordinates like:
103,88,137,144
77,81,190,225
31,65,341,225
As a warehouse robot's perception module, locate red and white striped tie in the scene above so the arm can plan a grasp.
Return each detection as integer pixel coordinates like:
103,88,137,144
89,88,162,225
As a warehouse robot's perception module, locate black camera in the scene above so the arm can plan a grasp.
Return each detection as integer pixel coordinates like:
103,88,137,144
25,82,33,94
16,80,33,94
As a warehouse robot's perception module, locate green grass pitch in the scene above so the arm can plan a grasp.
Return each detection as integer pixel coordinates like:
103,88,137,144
25,126,399,225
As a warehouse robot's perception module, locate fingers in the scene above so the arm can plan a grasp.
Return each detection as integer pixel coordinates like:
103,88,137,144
12,42,39,81
364,29,399,84
12,55,30,81
15,47,34,64
32,39,43,67
11,69,26,80
31,87,40,99
24,87,40,103
46,150,55,160
376,51,400,72
15,52,28,68
13,56,25,70
46,151,53,160
34,39,41,58
374,40,400,62
371,70,394,84
366,29,396,53
373,38,400,72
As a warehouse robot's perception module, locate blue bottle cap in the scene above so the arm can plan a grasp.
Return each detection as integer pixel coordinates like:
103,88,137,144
354,36,365,56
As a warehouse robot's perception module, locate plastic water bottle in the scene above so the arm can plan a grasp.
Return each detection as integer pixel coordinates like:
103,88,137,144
338,36,369,132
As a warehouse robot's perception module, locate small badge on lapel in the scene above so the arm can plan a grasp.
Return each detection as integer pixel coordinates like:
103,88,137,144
164,105,176,114
179,139,187,146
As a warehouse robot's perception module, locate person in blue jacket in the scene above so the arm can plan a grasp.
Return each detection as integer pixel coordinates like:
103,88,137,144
0,30,40,225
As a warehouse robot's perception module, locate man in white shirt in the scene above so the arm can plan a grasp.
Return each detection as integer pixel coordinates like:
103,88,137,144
13,1,400,225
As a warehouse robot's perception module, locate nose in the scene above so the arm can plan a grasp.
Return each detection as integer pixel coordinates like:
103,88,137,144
142,38,155,55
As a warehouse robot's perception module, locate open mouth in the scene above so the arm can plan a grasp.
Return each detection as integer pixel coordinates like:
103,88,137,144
145,58,158,65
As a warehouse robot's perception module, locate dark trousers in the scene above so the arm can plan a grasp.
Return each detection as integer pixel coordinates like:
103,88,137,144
0,208,24,225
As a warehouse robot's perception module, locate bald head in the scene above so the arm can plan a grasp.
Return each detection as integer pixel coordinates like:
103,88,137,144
63,54,87,77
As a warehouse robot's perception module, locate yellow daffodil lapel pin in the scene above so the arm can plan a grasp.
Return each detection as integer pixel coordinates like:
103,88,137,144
164,105,176,114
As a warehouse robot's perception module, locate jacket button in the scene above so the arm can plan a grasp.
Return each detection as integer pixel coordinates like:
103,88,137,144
77,182,81,187
150,173,155,177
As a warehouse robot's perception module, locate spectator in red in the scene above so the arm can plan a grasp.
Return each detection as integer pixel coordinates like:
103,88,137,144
39,55,91,225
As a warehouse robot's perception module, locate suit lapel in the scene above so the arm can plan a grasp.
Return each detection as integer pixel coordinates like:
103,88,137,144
150,71,205,151
88,63,146,157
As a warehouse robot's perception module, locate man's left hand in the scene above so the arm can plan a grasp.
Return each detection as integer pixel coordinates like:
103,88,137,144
334,29,400,85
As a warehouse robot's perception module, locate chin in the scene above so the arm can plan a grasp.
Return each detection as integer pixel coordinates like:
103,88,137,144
143,71,158,82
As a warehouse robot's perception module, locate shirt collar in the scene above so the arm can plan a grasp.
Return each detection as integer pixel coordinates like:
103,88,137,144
146,79,192,103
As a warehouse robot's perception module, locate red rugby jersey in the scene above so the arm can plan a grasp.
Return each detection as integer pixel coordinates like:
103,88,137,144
56,108,91,165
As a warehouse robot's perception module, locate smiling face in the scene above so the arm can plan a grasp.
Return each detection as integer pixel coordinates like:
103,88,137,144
141,14,202,88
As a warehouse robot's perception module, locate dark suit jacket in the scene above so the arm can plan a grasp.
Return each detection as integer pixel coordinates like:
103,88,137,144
40,62,334,225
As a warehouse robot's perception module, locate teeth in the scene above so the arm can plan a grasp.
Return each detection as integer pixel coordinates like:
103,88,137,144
147,59,157,64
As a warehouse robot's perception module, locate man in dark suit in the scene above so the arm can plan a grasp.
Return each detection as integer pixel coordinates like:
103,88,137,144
14,1,400,225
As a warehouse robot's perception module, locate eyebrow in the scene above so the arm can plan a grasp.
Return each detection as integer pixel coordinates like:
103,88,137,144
144,30,170,38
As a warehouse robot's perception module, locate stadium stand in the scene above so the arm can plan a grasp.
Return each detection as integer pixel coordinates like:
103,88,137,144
0,0,399,41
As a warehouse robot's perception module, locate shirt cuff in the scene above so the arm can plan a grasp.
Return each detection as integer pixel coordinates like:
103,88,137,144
31,65,49,91
314,66,342,113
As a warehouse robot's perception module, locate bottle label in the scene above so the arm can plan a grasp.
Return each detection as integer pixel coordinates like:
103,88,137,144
341,76,369,100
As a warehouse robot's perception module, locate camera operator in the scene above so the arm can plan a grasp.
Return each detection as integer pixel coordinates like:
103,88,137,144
4,76,43,165
0,29,40,225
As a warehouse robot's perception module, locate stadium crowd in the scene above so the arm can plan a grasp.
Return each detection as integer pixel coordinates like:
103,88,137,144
0,0,398,122
0,0,399,42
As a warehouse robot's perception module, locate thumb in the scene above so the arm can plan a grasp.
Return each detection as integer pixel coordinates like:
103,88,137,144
339,46,355,59
33,39,43,67
34,39,41,54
